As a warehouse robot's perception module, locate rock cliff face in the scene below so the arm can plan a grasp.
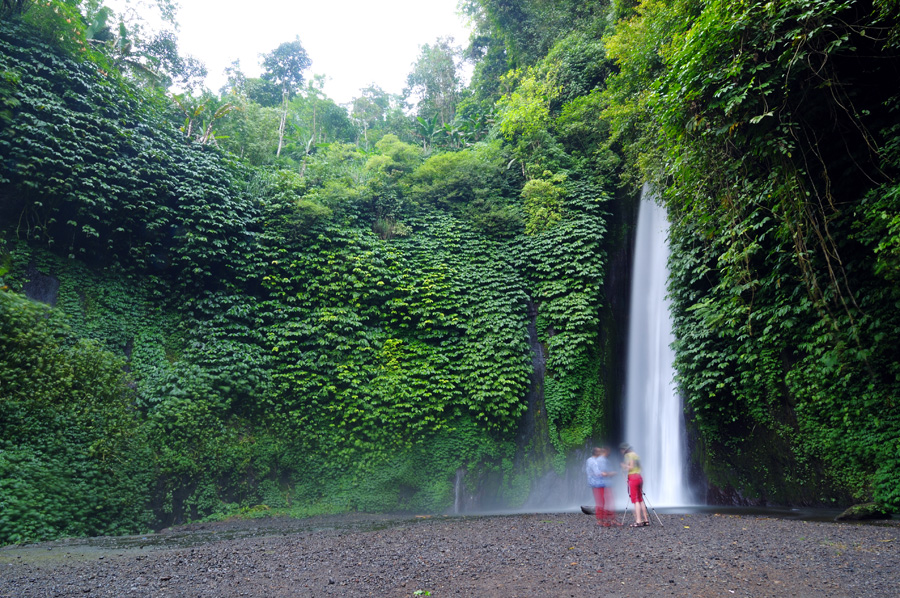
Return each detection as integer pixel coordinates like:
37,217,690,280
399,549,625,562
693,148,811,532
599,187,641,443
22,263,59,306
692,424,855,508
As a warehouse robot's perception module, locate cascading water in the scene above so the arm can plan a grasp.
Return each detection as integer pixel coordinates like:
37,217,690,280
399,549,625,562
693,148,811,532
622,187,692,507
453,468,466,514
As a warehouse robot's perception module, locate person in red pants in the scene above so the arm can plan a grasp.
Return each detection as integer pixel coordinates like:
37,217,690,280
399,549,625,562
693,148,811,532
585,446,619,526
620,442,650,527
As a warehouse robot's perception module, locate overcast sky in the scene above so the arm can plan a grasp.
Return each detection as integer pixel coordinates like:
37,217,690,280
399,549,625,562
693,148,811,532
115,0,474,106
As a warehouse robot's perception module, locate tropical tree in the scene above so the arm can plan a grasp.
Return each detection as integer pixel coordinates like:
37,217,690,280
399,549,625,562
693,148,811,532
293,76,353,147
79,0,205,91
415,114,440,152
404,37,464,127
495,66,562,177
171,91,239,145
261,36,312,156
350,85,389,150
349,85,413,149
214,95,281,165
281,76,355,167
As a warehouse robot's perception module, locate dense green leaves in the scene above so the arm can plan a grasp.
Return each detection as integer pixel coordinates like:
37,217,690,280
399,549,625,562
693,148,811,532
604,0,900,507
0,22,257,286
1,12,615,539
0,290,151,543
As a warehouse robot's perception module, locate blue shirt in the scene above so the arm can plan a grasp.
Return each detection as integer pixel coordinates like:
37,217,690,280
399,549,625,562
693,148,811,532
586,455,610,488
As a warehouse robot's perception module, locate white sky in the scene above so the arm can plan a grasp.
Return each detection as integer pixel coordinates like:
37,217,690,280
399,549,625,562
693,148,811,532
114,0,474,106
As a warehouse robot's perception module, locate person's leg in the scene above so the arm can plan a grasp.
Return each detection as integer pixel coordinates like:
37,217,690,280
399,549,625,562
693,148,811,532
602,486,613,522
630,475,648,524
637,501,649,524
628,475,641,508
599,486,610,524
592,487,604,523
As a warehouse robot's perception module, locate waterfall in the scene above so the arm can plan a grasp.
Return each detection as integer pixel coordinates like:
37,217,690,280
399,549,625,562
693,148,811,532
622,188,692,507
453,468,465,514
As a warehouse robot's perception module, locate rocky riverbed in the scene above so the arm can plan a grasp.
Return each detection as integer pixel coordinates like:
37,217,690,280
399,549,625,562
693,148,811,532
1,511,897,597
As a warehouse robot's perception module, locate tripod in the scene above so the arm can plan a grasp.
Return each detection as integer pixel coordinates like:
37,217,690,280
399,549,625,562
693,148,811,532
621,482,647,526
620,484,643,526
621,488,664,527
642,491,664,527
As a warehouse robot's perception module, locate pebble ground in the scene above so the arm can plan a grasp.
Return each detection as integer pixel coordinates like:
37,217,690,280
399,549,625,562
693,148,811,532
1,512,896,597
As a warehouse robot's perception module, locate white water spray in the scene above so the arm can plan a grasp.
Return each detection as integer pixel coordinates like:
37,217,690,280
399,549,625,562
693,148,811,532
453,468,465,514
622,188,692,507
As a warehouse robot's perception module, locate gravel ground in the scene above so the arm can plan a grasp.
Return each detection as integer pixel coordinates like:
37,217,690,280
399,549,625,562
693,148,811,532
1,511,897,598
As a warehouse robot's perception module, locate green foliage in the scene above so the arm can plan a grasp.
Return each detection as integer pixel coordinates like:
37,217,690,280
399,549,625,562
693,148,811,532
544,28,611,105
257,168,332,235
517,181,609,455
494,31,621,183
16,0,90,57
0,290,151,544
521,171,566,235
261,36,312,157
350,85,413,150
496,67,561,177
260,216,530,460
370,134,422,173
215,94,280,165
171,91,238,145
0,0,31,19
408,141,517,213
36,0,899,547
282,77,356,159
604,0,900,507
405,37,464,127
462,0,609,67
854,106,900,281
260,36,311,100
0,22,258,287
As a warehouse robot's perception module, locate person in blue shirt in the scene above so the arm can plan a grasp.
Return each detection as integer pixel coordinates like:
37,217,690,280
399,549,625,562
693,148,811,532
585,446,619,526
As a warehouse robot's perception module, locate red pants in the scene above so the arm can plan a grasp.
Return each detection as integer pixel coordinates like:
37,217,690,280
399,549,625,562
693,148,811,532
628,473,643,503
592,486,613,522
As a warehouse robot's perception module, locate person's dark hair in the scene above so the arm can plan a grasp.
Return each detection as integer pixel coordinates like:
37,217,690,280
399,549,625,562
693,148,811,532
619,442,631,452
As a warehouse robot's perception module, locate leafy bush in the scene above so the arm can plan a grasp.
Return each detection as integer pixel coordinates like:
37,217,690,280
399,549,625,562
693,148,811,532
0,291,151,543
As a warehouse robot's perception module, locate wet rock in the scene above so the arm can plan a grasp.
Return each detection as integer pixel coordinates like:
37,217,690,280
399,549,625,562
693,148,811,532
834,502,893,521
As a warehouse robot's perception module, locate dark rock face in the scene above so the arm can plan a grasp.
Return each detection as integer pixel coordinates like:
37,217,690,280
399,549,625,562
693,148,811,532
705,484,769,507
835,502,893,521
518,300,548,455
22,263,59,306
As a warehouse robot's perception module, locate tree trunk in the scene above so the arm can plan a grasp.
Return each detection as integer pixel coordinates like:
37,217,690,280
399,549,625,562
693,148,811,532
276,88,288,157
